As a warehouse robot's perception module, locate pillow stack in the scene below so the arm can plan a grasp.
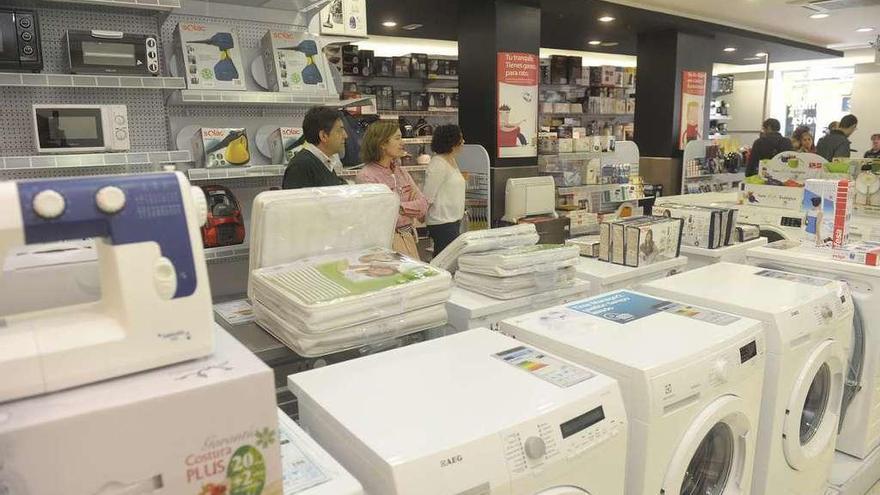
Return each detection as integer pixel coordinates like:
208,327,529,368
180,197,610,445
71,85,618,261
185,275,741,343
453,244,580,300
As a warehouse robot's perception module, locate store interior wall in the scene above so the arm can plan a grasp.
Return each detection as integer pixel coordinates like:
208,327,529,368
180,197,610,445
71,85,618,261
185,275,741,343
851,64,880,156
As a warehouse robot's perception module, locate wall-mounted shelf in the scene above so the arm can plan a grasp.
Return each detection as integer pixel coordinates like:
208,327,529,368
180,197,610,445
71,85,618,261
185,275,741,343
187,165,286,181
0,72,185,89
204,244,250,263
0,151,191,170
168,90,340,106
342,75,458,83
379,110,458,118
47,0,180,10
401,137,433,145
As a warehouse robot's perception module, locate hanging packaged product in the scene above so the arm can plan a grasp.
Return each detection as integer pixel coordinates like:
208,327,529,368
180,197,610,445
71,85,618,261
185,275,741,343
268,127,304,165
175,22,245,90
193,128,251,168
261,31,336,95
802,179,853,248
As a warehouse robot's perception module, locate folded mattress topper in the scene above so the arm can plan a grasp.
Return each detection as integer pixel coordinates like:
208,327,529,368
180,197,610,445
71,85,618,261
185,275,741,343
429,224,539,273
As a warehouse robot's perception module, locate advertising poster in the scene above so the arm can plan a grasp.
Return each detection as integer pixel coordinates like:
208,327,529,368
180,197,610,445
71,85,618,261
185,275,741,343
497,52,538,158
679,71,707,150
785,102,817,137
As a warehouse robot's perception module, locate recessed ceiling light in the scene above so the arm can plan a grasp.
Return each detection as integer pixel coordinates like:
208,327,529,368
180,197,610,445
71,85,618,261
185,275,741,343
401,23,423,31
381,20,397,27
856,27,875,32
723,47,737,52
809,13,830,19
598,16,615,22
588,40,602,45
755,52,768,57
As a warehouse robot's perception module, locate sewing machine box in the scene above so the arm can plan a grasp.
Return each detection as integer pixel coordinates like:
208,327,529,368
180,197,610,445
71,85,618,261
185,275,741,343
261,31,335,95
739,182,804,210
268,127,304,165
832,241,880,266
623,217,683,267
652,203,724,249
0,327,282,495
193,127,251,168
175,22,245,91
802,179,853,248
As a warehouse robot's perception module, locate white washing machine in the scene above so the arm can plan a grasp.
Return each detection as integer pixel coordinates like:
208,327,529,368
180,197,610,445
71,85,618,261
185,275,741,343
500,290,766,495
288,328,628,495
640,262,854,495
746,243,879,460
679,237,768,272
573,255,688,296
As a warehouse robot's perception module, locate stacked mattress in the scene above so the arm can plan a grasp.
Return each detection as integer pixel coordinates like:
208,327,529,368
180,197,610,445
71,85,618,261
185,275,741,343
453,244,580,300
252,247,451,356
430,224,540,273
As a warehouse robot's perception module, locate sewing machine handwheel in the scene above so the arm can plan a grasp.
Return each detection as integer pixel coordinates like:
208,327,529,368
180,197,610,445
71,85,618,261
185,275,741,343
154,257,177,300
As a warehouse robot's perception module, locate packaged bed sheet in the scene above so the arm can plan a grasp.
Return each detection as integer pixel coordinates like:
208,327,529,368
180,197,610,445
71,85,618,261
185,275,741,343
250,247,451,325
454,266,576,300
248,185,400,297
456,244,580,277
255,300,447,356
430,224,539,273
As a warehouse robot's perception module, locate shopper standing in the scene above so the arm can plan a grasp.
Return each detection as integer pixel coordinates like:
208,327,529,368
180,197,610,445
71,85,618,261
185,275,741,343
422,125,467,257
817,114,858,161
746,118,793,176
864,133,880,159
357,121,428,260
282,106,347,189
791,126,816,153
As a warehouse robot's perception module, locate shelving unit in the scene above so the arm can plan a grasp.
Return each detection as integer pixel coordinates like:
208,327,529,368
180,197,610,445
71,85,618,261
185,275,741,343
187,165,286,181
341,75,458,83
0,73,186,89
204,244,250,264
681,140,745,194
48,0,180,10
379,110,458,118
0,151,191,170
168,90,341,106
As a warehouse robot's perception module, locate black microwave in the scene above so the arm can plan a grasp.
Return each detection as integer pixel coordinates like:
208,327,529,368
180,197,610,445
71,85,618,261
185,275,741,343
65,30,159,76
0,8,42,72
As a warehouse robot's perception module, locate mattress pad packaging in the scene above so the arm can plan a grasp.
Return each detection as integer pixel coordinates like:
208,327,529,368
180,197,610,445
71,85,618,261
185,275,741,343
429,224,540,273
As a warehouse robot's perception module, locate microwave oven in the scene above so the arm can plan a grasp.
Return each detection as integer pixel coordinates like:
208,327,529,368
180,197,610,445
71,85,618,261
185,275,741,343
65,30,159,76
33,105,131,154
0,8,42,72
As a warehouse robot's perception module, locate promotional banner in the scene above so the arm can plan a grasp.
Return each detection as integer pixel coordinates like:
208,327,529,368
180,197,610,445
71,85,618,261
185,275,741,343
785,102,818,137
497,52,538,158
679,71,707,150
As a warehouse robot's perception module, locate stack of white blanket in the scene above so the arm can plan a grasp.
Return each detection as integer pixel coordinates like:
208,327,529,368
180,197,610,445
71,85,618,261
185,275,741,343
430,224,540,273
252,247,451,356
453,244,580,300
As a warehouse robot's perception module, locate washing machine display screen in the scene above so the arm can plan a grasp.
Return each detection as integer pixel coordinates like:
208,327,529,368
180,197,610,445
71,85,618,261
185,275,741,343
739,341,757,363
560,406,604,439
801,363,831,445
681,422,734,495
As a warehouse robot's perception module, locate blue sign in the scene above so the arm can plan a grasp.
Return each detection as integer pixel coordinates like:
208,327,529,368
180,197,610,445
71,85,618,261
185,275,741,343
568,291,672,324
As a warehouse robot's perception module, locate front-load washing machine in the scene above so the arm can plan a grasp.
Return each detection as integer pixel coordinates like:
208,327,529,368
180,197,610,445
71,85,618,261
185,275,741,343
640,262,854,495
499,290,766,495
746,243,878,459
288,328,628,495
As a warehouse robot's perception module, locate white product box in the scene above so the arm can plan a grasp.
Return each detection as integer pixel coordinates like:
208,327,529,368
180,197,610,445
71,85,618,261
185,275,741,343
175,22,246,91
652,203,723,249
624,217,683,267
803,179,853,248
567,235,601,257
269,127,304,165
608,216,655,265
558,137,574,153
757,154,826,187
261,31,335,95
343,0,368,37
558,208,597,229
193,127,251,168
0,327,282,495
832,241,880,266
739,182,804,210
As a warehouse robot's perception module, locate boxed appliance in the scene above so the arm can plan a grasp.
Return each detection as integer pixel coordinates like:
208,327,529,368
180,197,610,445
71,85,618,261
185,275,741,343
357,49,374,77
610,216,656,264
599,216,648,262
550,55,568,84
567,235,601,257
757,154,826,187
803,179,853,248
409,53,427,78
374,56,393,77
623,217,683,267
410,91,428,111
341,44,359,75
268,127,304,165
393,56,410,77
832,240,880,266
261,31,335,95
559,208,598,231
567,56,583,84
192,127,251,168
394,90,412,111
739,182,804,210
653,203,723,249
601,66,617,86
558,137,574,153
0,327,282,495
374,85,394,111
175,22,245,90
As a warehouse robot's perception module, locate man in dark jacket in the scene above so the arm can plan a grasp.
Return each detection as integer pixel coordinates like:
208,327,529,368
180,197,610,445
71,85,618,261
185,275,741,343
282,106,348,189
816,114,858,161
746,118,792,176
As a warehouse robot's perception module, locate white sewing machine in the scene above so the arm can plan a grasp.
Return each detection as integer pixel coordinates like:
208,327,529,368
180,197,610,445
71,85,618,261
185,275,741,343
0,172,214,402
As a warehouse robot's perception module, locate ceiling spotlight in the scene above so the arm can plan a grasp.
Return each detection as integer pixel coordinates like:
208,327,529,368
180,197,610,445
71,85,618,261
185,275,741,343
588,40,602,45
381,20,397,27
856,27,875,32
723,47,737,52
809,13,830,19
756,52,768,57
598,16,615,22
401,23,423,30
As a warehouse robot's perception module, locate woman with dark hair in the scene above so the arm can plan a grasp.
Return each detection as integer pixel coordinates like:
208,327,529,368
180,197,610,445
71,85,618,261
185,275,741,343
423,124,467,256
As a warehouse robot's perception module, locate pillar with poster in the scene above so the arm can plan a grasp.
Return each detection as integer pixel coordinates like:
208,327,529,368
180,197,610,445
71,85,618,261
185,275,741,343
497,52,539,158
680,71,707,150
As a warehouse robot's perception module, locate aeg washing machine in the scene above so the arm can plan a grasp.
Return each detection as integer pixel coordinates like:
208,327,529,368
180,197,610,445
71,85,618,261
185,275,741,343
289,328,628,495
500,290,765,495
746,243,878,459
640,262,854,495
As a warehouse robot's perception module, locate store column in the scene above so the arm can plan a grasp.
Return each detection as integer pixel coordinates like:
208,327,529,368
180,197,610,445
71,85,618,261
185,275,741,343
634,30,714,193
459,0,541,226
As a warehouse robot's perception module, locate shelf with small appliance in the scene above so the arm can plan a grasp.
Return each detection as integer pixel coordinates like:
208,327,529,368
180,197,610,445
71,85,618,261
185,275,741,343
0,151,192,170
186,165,287,181
167,90,342,106
0,72,186,89
378,110,458,118
342,75,459,83
45,0,180,10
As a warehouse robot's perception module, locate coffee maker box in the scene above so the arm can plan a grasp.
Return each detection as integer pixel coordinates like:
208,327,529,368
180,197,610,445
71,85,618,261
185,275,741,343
268,127,304,165
550,55,568,84
0,327,283,495
393,56,410,77
175,22,245,91
192,127,251,168
409,53,428,79
261,31,334,95
375,56,393,77
341,44,359,75
567,56,583,85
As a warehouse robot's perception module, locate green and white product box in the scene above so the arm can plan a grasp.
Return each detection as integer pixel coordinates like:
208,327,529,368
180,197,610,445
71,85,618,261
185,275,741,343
261,31,335,95
0,327,282,495
193,128,251,168
176,22,246,91
269,127,305,165
739,182,805,210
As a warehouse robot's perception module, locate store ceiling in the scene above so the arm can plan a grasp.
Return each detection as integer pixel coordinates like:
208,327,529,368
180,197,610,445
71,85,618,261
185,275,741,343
366,0,847,64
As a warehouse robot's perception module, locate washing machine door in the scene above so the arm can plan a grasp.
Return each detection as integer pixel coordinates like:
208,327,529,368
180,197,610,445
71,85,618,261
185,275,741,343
783,339,845,469
533,487,590,495
662,395,753,495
